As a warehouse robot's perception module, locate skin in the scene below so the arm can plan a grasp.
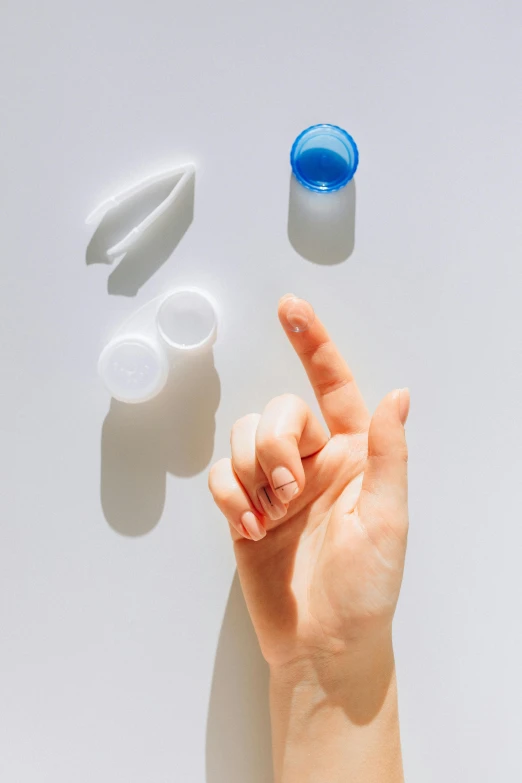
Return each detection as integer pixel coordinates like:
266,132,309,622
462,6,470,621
209,295,410,783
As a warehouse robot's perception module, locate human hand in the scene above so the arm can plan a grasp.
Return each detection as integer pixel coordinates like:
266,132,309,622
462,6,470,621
209,295,410,670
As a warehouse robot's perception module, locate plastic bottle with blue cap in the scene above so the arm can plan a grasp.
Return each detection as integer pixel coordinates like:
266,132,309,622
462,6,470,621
288,124,359,265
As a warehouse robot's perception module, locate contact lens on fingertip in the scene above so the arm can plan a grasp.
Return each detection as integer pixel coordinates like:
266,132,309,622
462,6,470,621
280,296,315,333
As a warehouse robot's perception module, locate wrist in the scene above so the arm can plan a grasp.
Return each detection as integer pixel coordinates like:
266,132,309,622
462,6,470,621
269,629,395,694
269,633,403,783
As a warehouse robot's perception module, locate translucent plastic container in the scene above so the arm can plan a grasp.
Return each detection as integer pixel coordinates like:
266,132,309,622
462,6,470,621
156,289,217,353
98,288,218,404
288,124,358,265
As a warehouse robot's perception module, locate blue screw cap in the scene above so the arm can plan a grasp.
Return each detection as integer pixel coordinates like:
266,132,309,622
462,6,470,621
290,124,359,192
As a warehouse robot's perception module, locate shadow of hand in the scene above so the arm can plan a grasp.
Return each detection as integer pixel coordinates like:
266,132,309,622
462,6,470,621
206,573,273,783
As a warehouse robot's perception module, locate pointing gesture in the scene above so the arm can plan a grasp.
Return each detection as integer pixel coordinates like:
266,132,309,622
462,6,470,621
209,295,410,667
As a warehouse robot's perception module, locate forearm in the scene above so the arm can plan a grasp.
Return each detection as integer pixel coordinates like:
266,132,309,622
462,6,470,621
269,636,403,783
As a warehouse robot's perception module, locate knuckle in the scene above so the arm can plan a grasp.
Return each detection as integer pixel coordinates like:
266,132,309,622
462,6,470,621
368,440,408,464
396,443,409,463
299,337,330,359
255,427,287,456
211,483,236,508
208,459,230,495
230,413,260,443
216,487,237,508
257,395,306,455
314,374,352,397
231,452,254,478
271,392,303,409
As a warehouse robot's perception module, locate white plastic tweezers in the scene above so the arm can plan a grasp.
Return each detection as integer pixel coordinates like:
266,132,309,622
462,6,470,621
85,163,196,258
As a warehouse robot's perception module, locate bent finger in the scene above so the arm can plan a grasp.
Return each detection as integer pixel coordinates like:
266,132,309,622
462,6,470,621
255,393,328,503
208,458,267,542
230,415,288,523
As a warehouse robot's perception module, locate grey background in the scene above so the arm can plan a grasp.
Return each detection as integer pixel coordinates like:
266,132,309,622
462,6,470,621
1,0,521,780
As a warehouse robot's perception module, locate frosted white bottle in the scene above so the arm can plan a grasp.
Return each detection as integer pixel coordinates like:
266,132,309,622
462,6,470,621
288,124,358,265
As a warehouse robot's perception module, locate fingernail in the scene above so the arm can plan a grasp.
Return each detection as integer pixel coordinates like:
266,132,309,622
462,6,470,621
398,388,410,425
240,511,266,541
279,296,315,333
257,486,287,520
239,522,252,539
271,467,298,503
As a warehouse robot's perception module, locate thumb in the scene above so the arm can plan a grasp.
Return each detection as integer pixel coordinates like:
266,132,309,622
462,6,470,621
359,388,410,531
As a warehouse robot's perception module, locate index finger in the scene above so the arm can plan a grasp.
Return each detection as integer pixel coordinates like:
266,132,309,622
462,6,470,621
278,295,370,435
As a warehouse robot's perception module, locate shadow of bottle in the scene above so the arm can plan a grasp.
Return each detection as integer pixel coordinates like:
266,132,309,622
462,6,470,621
100,351,220,537
86,169,195,296
206,572,273,783
287,174,356,265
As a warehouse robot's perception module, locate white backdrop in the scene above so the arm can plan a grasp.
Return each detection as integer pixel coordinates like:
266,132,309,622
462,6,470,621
1,1,521,780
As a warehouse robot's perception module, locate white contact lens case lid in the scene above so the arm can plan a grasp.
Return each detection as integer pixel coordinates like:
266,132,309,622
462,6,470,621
97,335,169,404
